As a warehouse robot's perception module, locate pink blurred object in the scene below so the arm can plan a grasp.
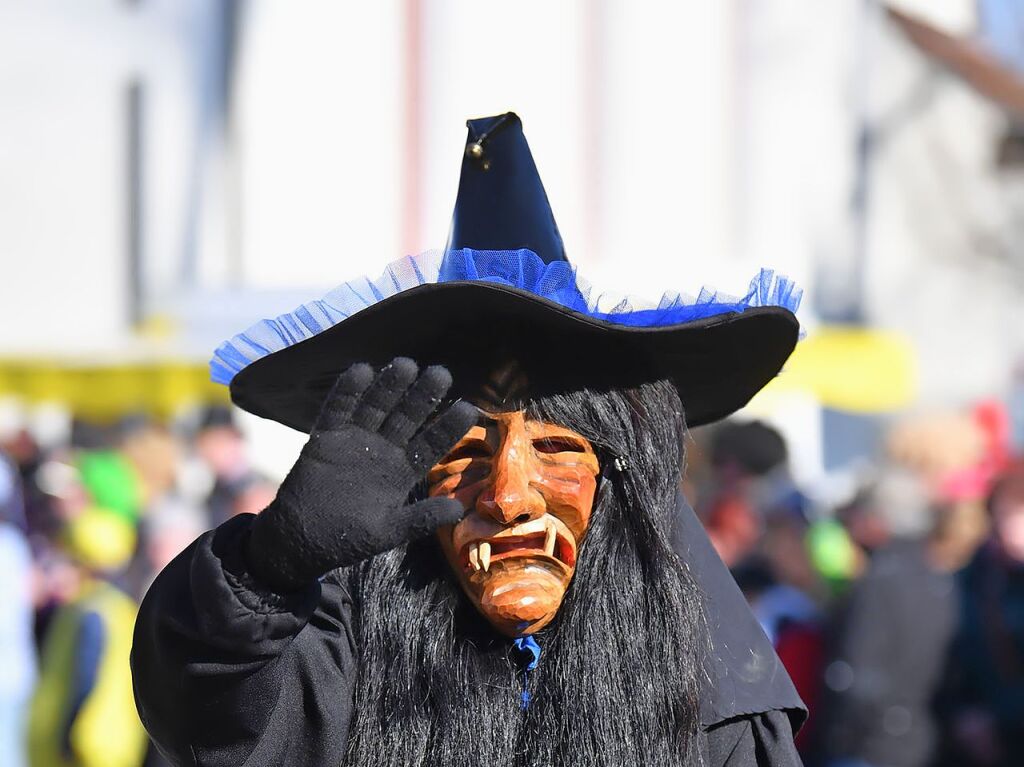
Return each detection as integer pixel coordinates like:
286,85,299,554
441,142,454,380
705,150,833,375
937,400,1012,502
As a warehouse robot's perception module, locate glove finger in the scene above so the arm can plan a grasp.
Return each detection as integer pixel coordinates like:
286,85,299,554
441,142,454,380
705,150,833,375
379,365,454,446
315,362,375,431
390,496,466,544
352,357,419,432
407,400,480,474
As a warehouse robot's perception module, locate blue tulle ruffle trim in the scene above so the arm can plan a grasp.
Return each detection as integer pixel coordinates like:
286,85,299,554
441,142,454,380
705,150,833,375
210,248,802,385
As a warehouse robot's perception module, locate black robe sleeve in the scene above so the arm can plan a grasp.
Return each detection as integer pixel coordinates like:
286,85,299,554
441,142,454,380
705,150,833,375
131,514,358,766
703,710,804,766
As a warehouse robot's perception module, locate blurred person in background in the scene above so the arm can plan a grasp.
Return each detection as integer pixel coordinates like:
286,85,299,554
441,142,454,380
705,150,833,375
28,508,147,767
704,491,762,569
829,410,994,577
702,420,794,569
886,409,995,571
814,466,958,767
701,421,824,650
192,406,255,526
755,508,827,755
30,456,97,646
704,420,826,754
735,552,824,756
833,487,889,566
126,496,207,599
226,471,277,518
118,423,183,517
710,419,790,480
941,463,1024,767
1,422,50,536
8,426,63,544
0,450,35,767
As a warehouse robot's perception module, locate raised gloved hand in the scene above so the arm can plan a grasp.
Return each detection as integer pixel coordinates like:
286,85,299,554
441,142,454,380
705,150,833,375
244,357,478,593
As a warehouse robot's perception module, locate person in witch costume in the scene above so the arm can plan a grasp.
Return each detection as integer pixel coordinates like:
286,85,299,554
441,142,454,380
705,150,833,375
132,113,806,766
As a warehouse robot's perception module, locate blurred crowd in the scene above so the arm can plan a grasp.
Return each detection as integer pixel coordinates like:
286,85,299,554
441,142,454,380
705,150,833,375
0,406,276,767
2,399,1024,767
688,403,1023,767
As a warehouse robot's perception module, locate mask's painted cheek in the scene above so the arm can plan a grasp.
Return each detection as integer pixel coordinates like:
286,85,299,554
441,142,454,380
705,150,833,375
533,464,599,541
526,424,600,541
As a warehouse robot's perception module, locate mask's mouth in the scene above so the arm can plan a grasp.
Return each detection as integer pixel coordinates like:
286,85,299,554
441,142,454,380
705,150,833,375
458,518,576,574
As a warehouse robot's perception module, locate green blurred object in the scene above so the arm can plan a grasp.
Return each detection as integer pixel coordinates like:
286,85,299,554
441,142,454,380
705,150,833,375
77,451,142,522
807,518,858,588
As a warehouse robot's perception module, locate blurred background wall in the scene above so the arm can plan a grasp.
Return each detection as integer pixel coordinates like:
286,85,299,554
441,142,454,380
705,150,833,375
1,0,1022,478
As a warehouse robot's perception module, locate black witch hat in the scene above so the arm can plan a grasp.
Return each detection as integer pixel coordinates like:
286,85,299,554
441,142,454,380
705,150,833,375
212,113,801,432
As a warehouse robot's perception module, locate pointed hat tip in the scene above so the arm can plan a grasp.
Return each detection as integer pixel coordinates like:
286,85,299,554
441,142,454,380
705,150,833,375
448,112,566,264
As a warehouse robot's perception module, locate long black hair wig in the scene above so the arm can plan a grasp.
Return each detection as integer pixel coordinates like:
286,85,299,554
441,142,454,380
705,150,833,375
342,379,708,767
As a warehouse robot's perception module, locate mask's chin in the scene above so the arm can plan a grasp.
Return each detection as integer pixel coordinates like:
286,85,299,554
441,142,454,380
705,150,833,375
470,557,569,636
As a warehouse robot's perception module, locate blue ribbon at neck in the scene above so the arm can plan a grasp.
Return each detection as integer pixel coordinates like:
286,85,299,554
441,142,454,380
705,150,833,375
513,635,541,670
512,635,541,709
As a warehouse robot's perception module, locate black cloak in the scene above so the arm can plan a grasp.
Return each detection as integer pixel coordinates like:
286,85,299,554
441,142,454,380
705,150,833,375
131,496,805,766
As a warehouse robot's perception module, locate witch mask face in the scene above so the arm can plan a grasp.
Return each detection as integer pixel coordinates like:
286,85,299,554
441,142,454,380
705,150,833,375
429,409,600,637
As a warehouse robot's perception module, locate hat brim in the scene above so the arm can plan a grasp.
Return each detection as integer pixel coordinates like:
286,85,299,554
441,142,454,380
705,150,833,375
229,280,799,432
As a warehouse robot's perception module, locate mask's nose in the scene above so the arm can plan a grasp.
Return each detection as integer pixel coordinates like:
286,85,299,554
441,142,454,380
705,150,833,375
475,413,545,525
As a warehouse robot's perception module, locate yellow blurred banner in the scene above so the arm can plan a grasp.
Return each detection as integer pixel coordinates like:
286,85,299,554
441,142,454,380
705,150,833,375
0,360,229,421
1,327,914,420
754,326,917,413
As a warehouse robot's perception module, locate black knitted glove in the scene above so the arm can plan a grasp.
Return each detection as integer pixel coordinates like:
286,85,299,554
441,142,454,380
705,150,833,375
245,357,478,593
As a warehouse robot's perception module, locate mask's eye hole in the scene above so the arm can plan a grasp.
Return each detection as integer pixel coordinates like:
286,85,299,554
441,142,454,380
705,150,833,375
533,436,587,454
443,441,492,462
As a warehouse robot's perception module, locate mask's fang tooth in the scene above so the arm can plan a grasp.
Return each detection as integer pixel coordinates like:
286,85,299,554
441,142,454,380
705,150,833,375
469,542,480,571
545,523,556,557
480,541,491,572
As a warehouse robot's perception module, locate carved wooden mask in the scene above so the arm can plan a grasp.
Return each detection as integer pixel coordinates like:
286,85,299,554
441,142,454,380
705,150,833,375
429,409,600,636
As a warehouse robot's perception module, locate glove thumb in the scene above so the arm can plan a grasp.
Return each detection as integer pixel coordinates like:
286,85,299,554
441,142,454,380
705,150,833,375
388,496,466,546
